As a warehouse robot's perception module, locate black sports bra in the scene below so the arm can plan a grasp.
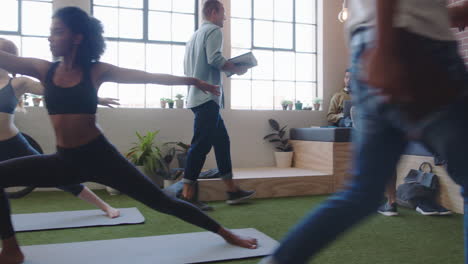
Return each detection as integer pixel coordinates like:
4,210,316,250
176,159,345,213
44,62,98,115
0,79,17,114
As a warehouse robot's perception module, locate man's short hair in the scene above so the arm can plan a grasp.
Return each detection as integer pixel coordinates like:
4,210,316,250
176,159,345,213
203,0,222,19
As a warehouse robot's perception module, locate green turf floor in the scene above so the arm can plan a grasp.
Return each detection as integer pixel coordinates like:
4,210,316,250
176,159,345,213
10,190,463,264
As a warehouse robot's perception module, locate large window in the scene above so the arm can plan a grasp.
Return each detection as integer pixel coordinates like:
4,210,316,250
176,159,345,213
0,0,53,62
92,0,198,108
230,0,318,110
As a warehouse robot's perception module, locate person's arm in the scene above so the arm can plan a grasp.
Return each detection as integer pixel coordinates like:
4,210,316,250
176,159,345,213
327,94,344,124
449,2,468,29
205,28,228,71
0,51,49,81
96,62,220,96
17,77,44,96
98,97,120,108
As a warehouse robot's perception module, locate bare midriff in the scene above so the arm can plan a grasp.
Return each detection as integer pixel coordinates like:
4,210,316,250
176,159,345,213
0,113,19,141
49,114,102,148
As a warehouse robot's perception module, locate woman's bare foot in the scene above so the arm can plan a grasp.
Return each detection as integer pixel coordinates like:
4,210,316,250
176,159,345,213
104,207,120,218
218,227,258,249
0,252,24,264
0,236,24,264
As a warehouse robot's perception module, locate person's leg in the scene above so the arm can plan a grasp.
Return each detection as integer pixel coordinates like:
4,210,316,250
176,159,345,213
183,101,217,200
377,173,399,216
58,184,120,218
212,115,255,204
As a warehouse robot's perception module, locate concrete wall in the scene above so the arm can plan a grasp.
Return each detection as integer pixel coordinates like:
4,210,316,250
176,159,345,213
15,0,348,169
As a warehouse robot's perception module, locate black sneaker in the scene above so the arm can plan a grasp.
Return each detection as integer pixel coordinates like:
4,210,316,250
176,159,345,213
435,204,453,216
416,201,439,216
226,189,256,205
377,202,398,216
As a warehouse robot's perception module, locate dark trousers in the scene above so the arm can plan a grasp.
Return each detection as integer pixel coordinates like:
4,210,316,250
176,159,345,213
0,134,221,239
184,100,233,184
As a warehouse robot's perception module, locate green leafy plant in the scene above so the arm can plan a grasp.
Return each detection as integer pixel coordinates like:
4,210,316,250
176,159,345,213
313,98,322,104
175,94,184,100
263,119,293,152
125,131,162,175
165,98,174,103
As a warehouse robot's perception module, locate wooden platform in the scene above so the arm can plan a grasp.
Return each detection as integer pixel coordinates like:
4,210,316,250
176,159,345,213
198,167,333,201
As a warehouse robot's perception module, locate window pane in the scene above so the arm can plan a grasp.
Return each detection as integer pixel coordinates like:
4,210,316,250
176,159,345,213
274,0,293,22
0,0,18,32
253,21,273,48
119,9,143,39
231,18,251,49
252,81,273,110
252,50,273,80
148,11,171,41
274,22,293,49
274,51,295,81
231,80,251,110
274,81,295,110
100,40,118,65
296,53,316,82
149,0,172,11
93,0,118,6
172,45,185,76
254,0,273,20
22,1,52,36
173,0,195,13
146,84,171,108
296,24,316,52
146,43,172,74
296,0,316,24
296,82,315,106
118,42,145,70
22,37,50,61
118,84,145,108
98,82,118,101
94,6,119,38
119,0,143,9
231,0,251,18
172,13,194,42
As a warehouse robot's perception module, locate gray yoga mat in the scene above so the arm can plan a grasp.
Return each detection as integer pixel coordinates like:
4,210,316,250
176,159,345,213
13,207,145,232
20,228,277,264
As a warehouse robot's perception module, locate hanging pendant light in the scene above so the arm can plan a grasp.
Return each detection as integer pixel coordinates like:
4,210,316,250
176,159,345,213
338,0,349,23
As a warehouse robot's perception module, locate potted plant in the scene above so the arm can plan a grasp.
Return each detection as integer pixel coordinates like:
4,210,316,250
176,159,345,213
125,131,164,187
175,94,184,109
287,100,293,110
31,95,43,107
313,98,322,111
160,98,167,108
263,119,294,168
295,100,303,110
280,100,288,110
166,98,174,109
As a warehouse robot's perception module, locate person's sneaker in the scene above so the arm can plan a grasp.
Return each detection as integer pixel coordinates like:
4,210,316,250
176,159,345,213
377,202,399,216
226,189,256,205
416,201,439,216
435,204,453,216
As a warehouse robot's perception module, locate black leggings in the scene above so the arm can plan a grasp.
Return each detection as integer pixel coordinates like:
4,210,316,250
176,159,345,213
0,134,220,239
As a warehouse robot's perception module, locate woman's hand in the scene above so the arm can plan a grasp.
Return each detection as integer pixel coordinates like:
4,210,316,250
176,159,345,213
98,97,120,108
193,78,220,96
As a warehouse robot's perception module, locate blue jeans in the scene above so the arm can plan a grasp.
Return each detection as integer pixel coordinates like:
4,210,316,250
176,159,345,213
265,28,468,264
184,100,233,184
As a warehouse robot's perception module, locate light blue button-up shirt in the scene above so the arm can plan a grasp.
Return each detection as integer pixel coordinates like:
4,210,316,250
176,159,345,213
184,21,227,109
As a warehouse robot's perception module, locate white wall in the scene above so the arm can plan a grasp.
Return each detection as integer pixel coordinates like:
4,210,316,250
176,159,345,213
15,0,348,169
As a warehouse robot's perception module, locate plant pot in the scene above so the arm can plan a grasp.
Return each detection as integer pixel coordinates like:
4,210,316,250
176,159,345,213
295,103,303,110
176,99,184,108
287,104,293,110
160,101,167,108
32,98,42,107
274,151,293,168
313,103,321,111
168,102,174,108
164,179,177,188
281,104,288,110
105,186,120,195
137,165,163,187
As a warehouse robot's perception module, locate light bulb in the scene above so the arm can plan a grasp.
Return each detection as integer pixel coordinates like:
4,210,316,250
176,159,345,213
338,0,348,23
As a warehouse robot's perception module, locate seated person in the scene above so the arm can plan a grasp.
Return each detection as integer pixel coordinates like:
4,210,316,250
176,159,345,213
327,69,352,127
